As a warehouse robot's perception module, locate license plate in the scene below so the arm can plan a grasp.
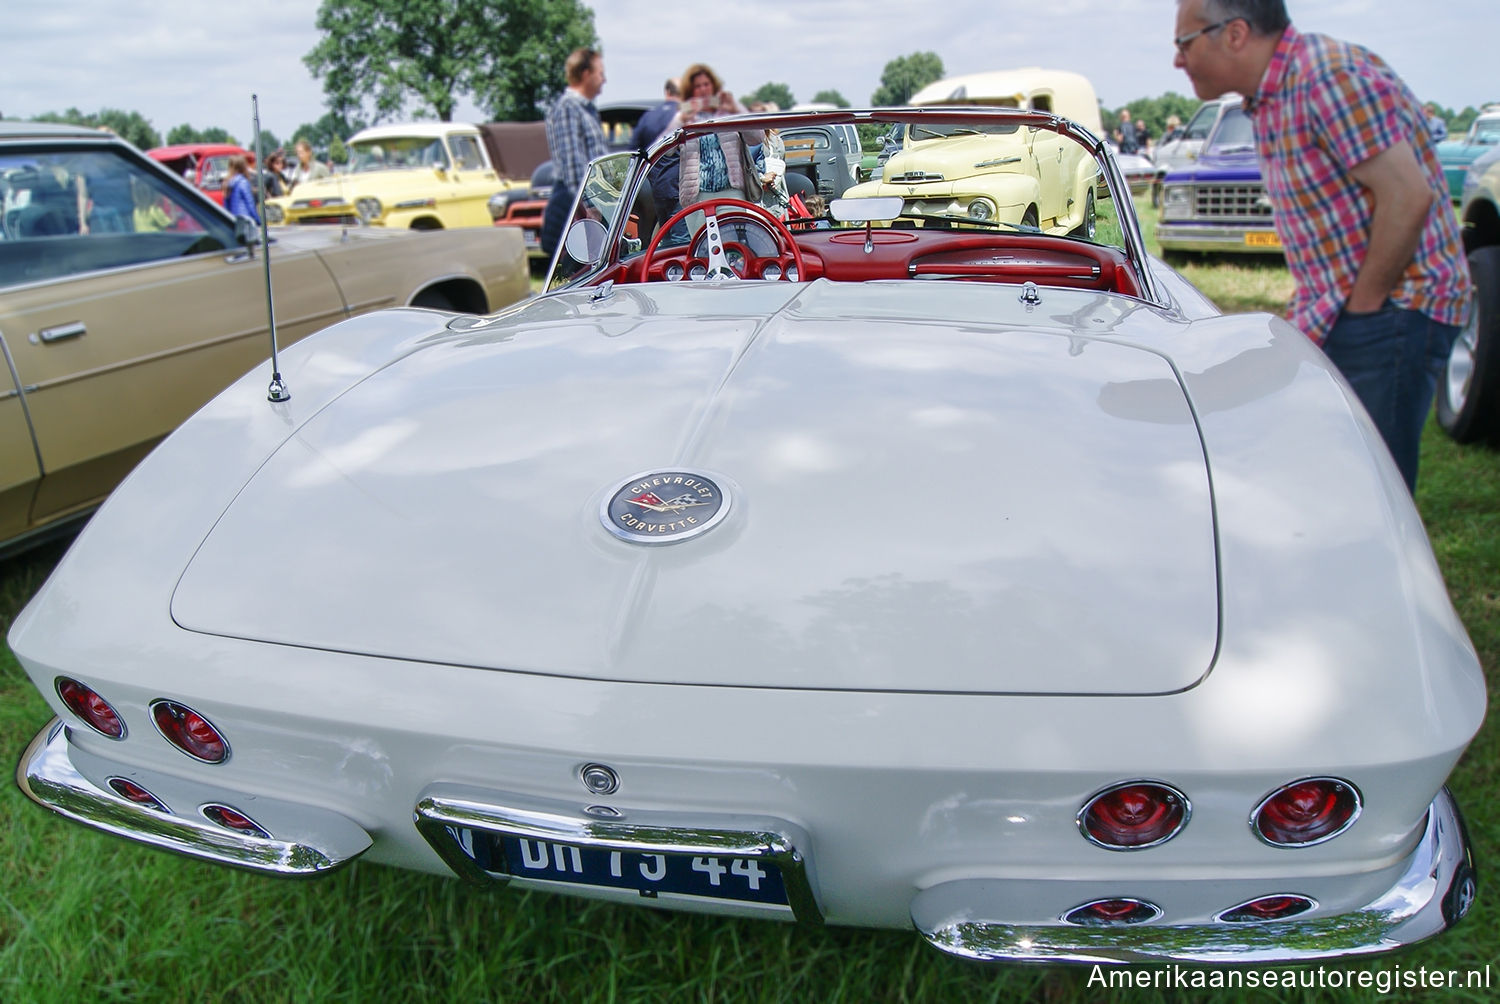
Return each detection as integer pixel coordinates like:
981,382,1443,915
1244,230,1281,247
491,835,790,906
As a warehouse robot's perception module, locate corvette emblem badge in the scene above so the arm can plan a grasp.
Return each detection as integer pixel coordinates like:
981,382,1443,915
601,469,732,545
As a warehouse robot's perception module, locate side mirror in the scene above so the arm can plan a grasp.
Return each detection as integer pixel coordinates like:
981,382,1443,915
435,166,449,180
233,215,259,247
564,217,609,265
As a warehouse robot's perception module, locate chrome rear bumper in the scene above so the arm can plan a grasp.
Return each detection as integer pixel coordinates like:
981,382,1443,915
16,719,371,876
911,787,1476,964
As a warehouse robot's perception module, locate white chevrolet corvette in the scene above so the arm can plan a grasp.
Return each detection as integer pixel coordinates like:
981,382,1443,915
11,106,1483,964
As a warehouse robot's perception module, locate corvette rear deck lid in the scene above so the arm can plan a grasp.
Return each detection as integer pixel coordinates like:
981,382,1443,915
173,283,1218,695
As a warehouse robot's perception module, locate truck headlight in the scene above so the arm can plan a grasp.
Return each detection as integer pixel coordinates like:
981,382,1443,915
355,197,383,222
488,191,515,219
967,198,996,221
1160,185,1193,221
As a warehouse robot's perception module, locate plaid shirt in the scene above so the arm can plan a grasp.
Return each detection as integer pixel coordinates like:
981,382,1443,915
1250,26,1470,343
545,89,608,193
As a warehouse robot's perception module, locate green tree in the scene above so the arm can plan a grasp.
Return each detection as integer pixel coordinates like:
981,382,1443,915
250,129,281,158
306,0,596,124
166,124,238,145
31,107,161,149
870,52,944,106
812,89,850,108
292,111,365,152
748,82,796,109
468,0,599,121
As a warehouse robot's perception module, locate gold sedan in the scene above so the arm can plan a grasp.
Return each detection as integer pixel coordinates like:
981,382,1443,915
0,121,530,556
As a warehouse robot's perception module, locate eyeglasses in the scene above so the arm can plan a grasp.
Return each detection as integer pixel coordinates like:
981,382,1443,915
1173,17,1238,54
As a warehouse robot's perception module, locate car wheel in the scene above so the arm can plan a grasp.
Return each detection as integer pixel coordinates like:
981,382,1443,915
1070,189,1096,240
1022,206,1039,230
1435,246,1500,445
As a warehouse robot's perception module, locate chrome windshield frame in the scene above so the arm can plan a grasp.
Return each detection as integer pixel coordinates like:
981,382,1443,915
550,107,1162,305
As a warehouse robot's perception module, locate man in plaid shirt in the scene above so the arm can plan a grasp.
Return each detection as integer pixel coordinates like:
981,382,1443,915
542,47,608,258
1173,0,1471,493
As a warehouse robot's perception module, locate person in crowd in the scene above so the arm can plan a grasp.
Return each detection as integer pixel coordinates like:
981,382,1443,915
633,78,684,240
666,64,763,210
1424,102,1449,142
633,78,680,152
224,154,260,222
262,148,291,197
1173,0,1471,492
1114,108,1141,154
1161,113,1184,144
542,47,609,257
289,139,330,191
748,101,790,219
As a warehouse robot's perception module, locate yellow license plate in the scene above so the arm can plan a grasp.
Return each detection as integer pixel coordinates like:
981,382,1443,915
1244,231,1281,247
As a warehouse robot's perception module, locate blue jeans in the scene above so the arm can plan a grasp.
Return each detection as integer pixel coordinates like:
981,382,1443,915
1323,302,1459,493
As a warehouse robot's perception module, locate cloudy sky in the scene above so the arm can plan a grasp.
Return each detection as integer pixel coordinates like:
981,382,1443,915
3,0,1491,143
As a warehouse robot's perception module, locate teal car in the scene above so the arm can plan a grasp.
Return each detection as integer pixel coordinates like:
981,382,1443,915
1437,111,1500,202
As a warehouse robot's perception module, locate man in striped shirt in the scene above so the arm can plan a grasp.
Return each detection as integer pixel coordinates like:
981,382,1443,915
1173,0,1471,493
542,47,609,258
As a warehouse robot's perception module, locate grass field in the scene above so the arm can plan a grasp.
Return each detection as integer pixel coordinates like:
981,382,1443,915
2,212,1497,1003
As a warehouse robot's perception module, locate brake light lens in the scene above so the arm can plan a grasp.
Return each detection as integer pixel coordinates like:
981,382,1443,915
107,777,168,812
1063,898,1162,926
1219,894,1316,923
150,700,228,763
55,677,126,739
1252,778,1360,846
1079,781,1190,849
202,804,269,839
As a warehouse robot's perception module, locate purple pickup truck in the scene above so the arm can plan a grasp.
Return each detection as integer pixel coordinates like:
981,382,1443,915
1156,102,1281,256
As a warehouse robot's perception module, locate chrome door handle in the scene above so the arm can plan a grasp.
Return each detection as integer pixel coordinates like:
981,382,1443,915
36,321,87,344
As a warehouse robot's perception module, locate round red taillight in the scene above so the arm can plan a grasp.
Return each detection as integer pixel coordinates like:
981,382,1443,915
1219,894,1317,923
202,804,269,839
150,700,229,763
55,677,126,739
1252,778,1360,846
1079,781,1190,849
1064,898,1162,926
107,776,168,812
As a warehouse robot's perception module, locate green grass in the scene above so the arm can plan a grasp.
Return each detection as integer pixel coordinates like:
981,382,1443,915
3,237,1499,1002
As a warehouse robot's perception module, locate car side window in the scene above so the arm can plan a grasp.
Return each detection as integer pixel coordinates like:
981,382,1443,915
450,135,486,171
200,155,232,192
1183,105,1217,141
0,147,235,290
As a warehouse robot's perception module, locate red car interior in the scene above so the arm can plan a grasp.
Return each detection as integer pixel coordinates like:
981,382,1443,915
601,205,1142,297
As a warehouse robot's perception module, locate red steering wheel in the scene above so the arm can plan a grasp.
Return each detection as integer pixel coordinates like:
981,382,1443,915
644,197,806,282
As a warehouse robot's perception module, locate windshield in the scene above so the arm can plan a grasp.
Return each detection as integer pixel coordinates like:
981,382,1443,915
1474,119,1500,143
548,109,1138,290
346,136,451,173
1206,106,1255,153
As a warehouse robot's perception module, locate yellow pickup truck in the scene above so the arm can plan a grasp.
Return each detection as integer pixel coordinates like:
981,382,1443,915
845,67,1103,238
267,122,527,229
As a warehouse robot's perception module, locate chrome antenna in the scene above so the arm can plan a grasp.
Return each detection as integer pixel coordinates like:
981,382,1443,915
253,95,289,402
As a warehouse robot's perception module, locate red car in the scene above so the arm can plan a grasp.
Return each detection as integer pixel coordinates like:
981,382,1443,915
146,143,251,206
